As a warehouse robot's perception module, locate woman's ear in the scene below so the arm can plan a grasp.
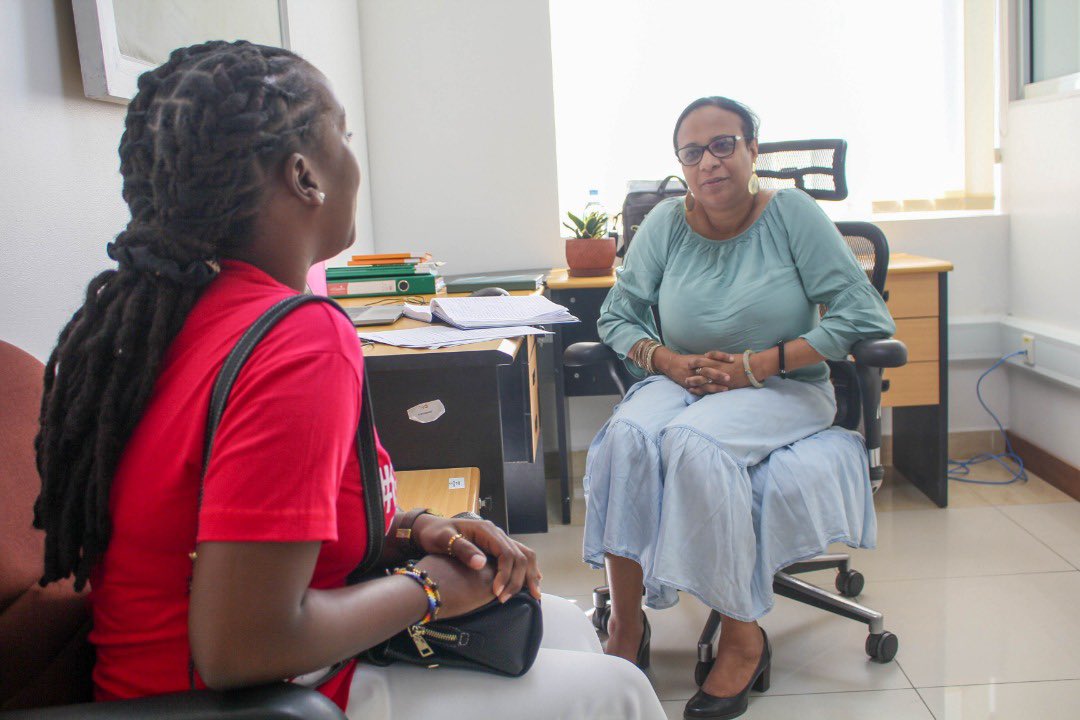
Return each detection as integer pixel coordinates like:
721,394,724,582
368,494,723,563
282,152,325,206
748,139,759,165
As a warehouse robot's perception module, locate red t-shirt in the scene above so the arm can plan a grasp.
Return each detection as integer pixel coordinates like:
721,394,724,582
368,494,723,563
88,260,397,710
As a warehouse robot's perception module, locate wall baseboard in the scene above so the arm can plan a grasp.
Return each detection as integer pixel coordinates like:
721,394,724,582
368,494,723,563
1006,431,1080,503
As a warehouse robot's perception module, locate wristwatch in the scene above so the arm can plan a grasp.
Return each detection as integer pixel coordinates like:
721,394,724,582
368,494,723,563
396,508,438,553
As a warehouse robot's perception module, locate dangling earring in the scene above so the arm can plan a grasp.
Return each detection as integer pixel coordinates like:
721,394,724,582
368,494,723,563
685,191,696,211
747,167,760,196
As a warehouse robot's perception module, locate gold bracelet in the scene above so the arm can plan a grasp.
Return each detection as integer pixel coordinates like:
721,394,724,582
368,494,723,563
644,341,662,374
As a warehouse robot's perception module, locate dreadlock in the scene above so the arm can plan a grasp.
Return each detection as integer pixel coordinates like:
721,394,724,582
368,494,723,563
34,40,329,591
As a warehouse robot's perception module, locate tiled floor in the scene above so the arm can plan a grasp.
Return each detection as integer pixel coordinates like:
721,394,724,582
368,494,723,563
516,462,1080,719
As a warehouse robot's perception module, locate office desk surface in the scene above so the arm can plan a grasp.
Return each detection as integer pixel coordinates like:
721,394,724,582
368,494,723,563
545,253,953,291
335,288,538,365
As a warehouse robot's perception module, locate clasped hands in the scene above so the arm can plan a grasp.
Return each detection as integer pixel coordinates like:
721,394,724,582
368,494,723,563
654,347,773,395
410,513,542,603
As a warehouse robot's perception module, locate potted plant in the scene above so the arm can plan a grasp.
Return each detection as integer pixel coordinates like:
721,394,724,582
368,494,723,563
563,208,616,277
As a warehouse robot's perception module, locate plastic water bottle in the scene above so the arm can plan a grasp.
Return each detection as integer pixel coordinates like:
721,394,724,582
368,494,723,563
583,188,606,217
582,188,609,237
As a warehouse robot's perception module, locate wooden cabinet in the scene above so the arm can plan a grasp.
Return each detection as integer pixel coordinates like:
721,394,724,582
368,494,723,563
882,256,952,408
881,253,953,508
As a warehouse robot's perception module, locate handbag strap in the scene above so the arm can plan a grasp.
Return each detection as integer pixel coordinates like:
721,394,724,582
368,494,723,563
188,294,386,687
656,174,688,195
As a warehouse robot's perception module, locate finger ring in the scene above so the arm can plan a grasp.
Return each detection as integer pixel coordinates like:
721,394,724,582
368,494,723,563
447,532,464,557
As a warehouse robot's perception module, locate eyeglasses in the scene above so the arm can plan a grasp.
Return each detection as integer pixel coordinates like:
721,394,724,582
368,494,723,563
675,135,746,166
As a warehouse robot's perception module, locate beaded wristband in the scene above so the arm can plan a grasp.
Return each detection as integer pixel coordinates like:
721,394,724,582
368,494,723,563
391,561,442,625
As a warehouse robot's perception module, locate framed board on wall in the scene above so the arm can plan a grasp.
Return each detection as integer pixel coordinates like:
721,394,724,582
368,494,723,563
71,0,290,104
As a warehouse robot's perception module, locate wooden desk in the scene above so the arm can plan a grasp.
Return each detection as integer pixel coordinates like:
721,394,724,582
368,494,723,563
545,252,955,520
337,290,546,532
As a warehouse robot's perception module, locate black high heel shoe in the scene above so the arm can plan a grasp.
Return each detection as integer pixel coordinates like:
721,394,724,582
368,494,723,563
683,627,770,720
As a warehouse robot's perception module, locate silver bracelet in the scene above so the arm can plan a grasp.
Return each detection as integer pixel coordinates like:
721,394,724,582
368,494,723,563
742,349,764,389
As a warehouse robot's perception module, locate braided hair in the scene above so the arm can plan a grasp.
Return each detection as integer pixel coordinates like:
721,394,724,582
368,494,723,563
34,40,330,591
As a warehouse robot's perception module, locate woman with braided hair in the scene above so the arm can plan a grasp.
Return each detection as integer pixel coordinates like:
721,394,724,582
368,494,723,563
34,41,664,718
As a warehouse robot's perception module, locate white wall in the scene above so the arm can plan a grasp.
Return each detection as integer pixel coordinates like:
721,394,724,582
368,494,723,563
1001,91,1080,468
356,0,562,274
0,0,372,362
0,0,129,361
287,0,375,263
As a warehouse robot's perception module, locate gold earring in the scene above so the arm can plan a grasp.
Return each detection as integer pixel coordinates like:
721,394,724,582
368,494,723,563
747,168,760,196
685,191,695,210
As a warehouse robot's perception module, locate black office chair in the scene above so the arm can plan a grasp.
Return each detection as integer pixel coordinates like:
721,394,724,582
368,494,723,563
564,141,906,682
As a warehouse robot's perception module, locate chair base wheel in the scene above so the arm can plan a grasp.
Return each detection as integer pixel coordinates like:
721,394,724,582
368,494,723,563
866,631,898,663
835,569,865,597
590,604,610,634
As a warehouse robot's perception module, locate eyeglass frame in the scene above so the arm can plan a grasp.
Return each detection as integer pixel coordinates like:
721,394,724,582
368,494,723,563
675,135,749,166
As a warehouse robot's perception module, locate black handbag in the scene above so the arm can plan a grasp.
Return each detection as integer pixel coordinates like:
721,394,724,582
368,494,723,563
619,175,689,257
201,294,542,681
362,591,543,677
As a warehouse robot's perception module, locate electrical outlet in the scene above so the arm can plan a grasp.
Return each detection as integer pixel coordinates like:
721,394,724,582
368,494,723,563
1021,334,1036,366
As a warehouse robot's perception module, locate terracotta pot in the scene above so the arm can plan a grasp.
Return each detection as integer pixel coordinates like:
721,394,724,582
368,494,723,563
565,236,616,277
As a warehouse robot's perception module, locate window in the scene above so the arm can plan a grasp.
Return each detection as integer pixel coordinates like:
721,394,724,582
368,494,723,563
549,0,989,219
1020,0,1080,98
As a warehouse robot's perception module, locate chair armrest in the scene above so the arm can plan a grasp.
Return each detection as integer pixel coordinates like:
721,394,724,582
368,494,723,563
0,683,346,720
563,342,618,368
852,338,907,368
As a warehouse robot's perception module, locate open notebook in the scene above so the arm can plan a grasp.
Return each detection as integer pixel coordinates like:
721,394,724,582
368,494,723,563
403,295,577,329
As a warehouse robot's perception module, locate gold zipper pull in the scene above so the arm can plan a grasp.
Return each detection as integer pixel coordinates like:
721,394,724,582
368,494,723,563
408,625,435,658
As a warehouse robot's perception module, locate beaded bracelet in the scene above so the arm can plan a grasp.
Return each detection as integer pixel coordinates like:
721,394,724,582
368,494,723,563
391,561,442,625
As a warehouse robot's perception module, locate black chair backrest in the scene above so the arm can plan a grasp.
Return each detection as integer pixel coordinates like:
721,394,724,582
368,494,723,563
835,221,889,298
756,139,848,201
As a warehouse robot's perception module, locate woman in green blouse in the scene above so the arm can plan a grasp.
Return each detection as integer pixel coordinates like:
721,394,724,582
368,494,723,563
583,97,895,720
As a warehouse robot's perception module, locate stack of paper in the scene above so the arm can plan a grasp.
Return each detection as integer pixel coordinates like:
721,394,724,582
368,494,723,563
359,325,552,350
404,296,577,329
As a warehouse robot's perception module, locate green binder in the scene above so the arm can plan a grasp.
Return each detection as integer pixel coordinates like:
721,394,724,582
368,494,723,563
327,272,442,298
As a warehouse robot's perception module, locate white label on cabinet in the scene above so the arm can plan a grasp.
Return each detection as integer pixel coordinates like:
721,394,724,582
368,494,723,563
407,399,446,424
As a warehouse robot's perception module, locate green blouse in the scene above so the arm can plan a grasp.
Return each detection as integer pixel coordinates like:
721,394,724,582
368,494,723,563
598,189,896,382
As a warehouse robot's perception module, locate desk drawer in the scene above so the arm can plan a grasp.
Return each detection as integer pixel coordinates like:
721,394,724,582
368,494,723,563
883,361,939,407
396,467,480,517
893,318,939,363
885,273,938,319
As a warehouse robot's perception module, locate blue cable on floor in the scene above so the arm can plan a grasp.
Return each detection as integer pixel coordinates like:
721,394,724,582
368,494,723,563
947,349,1028,485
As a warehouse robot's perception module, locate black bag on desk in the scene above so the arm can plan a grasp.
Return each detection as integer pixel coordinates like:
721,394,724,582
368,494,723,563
362,591,543,677
619,175,688,257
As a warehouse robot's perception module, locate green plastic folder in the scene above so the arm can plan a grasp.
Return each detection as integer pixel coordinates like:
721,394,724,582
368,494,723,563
444,274,544,293
326,264,419,279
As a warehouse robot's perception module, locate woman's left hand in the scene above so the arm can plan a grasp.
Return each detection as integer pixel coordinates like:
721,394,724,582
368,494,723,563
411,514,542,602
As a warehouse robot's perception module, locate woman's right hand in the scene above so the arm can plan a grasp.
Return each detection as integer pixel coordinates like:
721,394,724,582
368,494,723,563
653,346,733,394
415,554,498,619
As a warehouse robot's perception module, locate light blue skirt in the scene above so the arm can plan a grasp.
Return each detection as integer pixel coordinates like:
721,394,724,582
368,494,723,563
582,375,877,622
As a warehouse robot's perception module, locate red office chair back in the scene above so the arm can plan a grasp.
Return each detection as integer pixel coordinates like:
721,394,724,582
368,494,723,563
0,341,93,710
